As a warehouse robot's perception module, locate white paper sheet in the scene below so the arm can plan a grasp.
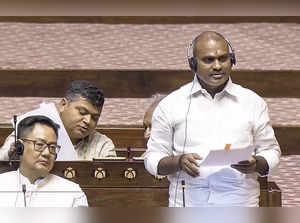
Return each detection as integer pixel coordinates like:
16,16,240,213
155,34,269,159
199,145,254,167
191,146,255,178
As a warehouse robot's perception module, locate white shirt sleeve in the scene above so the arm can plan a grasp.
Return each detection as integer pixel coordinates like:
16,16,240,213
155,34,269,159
253,98,281,174
72,190,89,207
144,105,174,176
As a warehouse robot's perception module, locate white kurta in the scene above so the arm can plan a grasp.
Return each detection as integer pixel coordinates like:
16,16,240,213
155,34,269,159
0,170,88,207
144,76,281,207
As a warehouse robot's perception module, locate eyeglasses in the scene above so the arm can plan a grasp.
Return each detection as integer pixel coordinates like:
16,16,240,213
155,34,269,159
21,138,61,155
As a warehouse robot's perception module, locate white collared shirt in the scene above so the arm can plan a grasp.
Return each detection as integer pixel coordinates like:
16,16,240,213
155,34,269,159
144,76,281,207
0,170,88,207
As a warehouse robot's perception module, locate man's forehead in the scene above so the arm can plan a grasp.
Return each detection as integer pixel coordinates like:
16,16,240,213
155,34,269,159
26,123,57,140
69,96,91,104
195,38,229,56
70,97,102,111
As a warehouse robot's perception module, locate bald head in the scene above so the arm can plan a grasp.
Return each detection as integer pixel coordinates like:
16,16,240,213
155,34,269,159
193,31,229,58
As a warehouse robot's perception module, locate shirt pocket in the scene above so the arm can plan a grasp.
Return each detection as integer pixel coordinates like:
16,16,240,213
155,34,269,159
220,120,253,148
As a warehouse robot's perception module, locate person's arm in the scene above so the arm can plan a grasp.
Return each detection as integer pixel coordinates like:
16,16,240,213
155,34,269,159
232,98,280,175
158,153,202,177
253,99,281,175
72,189,89,207
0,132,15,160
91,132,117,158
231,155,269,175
100,138,116,157
254,155,269,175
145,101,202,177
144,104,174,176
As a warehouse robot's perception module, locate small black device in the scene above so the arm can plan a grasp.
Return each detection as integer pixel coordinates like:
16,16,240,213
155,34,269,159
14,115,24,156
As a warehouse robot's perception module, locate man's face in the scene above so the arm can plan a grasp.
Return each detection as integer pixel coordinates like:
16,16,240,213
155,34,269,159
195,38,232,90
59,97,102,143
20,123,57,178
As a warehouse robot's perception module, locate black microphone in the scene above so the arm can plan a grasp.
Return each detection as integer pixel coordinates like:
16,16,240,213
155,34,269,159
13,115,17,146
127,146,132,161
22,184,27,207
181,180,186,207
9,115,18,167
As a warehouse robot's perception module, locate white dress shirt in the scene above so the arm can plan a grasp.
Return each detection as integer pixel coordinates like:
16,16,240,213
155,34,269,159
144,76,281,207
0,170,88,207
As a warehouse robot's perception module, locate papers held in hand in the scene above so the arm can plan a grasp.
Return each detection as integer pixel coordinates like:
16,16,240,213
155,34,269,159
199,145,254,167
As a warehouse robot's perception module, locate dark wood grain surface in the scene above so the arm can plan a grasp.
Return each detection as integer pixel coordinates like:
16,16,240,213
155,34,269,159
0,126,298,155
0,70,299,98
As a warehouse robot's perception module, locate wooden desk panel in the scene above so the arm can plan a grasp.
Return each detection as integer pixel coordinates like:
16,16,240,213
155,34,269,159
52,161,168,188
84,188,169,207
0,161,281,207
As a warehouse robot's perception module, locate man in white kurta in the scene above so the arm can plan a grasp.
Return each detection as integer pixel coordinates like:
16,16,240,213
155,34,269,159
144,31,281,207
0,169,88,207
0,115,88,207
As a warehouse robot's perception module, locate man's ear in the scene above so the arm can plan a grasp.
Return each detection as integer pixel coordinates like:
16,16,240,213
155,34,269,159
58,98,69,113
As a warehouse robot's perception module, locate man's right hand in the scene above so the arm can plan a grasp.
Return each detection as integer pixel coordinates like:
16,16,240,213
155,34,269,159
179,153,202,177
157,153,202,176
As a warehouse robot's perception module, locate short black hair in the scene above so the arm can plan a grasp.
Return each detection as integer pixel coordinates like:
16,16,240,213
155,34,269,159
17,115,60,139
65,80,105,108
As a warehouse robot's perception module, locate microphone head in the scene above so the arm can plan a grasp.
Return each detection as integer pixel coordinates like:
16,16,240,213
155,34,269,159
181,180,185,185
13,115,17,124
22,184,26,193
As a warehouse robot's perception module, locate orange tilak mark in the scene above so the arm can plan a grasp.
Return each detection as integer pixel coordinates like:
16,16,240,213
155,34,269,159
224,144,231,150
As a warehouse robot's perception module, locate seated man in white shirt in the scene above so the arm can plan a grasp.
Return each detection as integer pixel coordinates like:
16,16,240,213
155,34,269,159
0,115,88,207
0,80,116,160
144,31,281,207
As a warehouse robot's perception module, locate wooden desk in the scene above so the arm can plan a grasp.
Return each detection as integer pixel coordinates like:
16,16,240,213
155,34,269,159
0,160,281,207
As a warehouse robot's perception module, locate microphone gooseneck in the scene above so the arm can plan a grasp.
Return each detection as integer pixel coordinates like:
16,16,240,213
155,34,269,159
22,184,27,207
13,115,17,143
9,115,18,167
181,180,186,207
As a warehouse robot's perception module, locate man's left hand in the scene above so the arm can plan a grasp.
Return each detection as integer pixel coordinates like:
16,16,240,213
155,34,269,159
231,156,257,174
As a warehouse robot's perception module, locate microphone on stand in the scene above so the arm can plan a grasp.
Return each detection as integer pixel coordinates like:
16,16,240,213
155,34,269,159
127,146,132,161
22,184,27,207
9,115,18,167
13,115,17,144
181,180,186,207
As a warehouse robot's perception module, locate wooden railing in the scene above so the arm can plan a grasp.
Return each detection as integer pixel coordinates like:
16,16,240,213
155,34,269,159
0,126,299,155
0,161,281,207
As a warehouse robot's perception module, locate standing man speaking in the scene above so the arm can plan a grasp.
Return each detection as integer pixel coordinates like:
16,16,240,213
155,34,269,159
144,31,281,207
